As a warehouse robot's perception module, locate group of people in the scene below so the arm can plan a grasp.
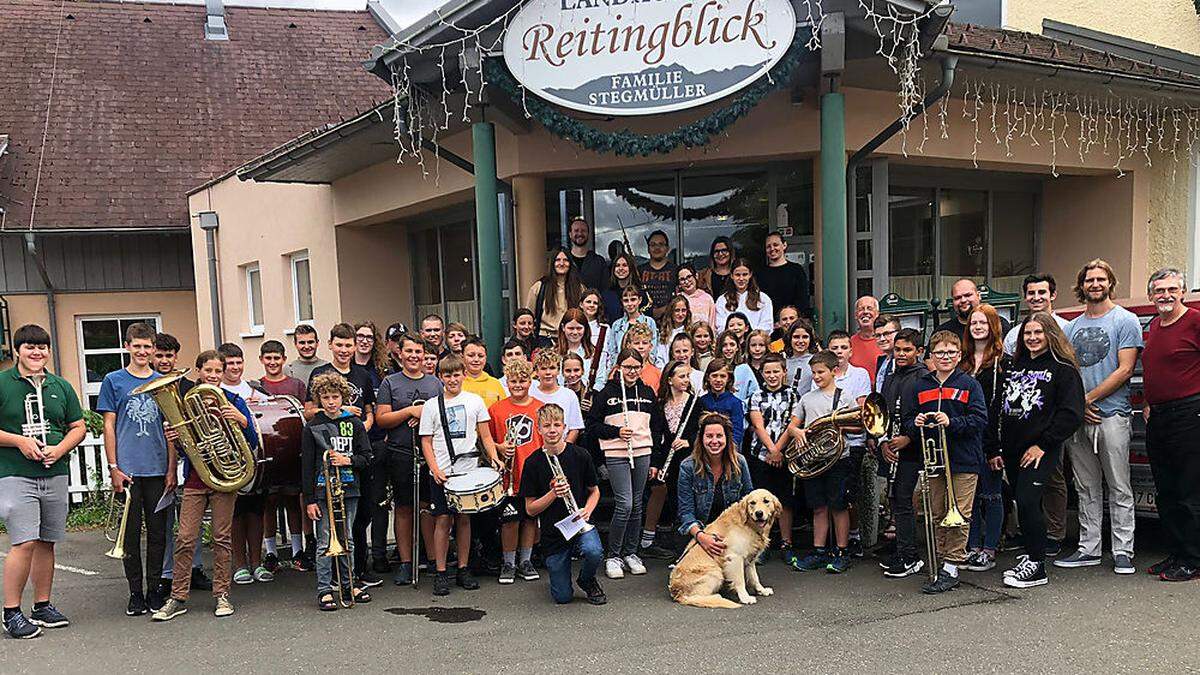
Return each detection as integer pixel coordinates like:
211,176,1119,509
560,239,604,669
1,221,1198,636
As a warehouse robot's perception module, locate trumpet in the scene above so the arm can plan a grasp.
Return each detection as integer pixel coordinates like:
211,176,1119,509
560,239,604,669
322,450,353,608
501,419,520,497
104,484,132,559
547,452,593,535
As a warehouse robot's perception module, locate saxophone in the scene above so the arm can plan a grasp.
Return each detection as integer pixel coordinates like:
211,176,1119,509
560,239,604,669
133,371,255,493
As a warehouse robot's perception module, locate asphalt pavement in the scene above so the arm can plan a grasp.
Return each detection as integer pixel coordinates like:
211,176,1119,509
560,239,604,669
2,525,1197,674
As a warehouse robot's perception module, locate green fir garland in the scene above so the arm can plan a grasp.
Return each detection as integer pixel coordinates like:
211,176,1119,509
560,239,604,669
483,38,813,157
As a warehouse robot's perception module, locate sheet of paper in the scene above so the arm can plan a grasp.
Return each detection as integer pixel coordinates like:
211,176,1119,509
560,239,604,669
154,490,176,513
554,510,589,541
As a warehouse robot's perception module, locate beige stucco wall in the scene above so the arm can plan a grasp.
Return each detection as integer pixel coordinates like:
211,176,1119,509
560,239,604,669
5,290,199,398
334,222,415,329
1005,0,1200,56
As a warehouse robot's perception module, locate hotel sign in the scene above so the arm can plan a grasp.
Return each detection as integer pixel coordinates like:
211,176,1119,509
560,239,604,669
502,0,796,116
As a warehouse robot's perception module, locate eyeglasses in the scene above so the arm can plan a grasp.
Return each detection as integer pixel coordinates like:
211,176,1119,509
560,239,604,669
1151,286,1183,296
619,363,642,371
931,350,959,359
678,273,694,282
876,329,898,337
355,334,375,342
712,248,730,255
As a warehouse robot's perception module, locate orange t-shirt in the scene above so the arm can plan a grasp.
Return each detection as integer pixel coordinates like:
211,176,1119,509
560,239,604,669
849,332,883,385
488,397,543,494
640,363,661,393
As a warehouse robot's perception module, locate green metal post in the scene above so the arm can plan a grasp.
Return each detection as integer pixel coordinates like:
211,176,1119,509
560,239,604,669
820,91,848,334
472,122,504,370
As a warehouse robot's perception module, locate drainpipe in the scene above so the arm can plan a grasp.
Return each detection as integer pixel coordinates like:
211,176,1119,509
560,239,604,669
197,212,223,347
23,233,60,373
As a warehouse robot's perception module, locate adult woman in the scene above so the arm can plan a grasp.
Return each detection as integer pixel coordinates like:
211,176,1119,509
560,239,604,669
580,289,608,348
784,318,819,393
697,236,735,298
961,304,1010,573
587,348,666,579
556,309,597,389
639,360,703,559
677,412,754,558
527,248,584,339
602,252,649,323
677,264,716,326
999,312,1085,589
714,258,774,333
655,295,692,367
689,320,716,373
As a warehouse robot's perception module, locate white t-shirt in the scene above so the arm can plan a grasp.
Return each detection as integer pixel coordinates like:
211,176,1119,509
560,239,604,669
812,364,872,445
529,385,585,431
418,390,490,475
1004,313,1070,354
221,380,265,403
713,291,774,333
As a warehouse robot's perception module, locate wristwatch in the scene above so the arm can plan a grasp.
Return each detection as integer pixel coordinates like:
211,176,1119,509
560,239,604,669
107,463,118,471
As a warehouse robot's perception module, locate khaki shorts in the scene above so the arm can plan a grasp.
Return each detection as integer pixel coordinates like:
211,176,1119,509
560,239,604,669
0,475,69,545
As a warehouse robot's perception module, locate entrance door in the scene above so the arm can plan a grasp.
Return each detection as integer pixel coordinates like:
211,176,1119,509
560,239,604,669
411,221,480,335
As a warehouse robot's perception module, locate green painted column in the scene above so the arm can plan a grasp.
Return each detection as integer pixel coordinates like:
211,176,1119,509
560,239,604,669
820,91,848,334
472,122,504,369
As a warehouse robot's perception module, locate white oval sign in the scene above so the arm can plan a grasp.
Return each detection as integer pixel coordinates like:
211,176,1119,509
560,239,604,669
502,0,797,116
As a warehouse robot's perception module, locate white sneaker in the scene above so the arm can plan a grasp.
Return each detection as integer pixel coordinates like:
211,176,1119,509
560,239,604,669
604,557,625,579
623,554,647,575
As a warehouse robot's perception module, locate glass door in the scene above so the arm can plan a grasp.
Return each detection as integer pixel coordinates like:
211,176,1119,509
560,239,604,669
409,221,479,335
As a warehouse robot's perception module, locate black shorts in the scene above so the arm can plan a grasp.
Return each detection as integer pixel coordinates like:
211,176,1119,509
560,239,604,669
749,454,795,503
234,493,266,516
378,447,425,508
845,445,867,501
497,496,528,525
803,456,852,510
425,474,454,517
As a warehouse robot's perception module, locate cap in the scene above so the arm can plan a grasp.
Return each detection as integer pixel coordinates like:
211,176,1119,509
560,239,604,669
385,323,408,342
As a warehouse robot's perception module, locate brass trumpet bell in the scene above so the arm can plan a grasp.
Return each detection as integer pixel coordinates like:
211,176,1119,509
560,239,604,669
104,488,133,560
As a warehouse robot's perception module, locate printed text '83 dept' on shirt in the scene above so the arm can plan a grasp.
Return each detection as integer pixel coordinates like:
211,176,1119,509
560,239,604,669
418,390,490,476
96,368,168,476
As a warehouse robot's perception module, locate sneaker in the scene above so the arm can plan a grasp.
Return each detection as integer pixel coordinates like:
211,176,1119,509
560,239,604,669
883,557,925,578
213,595,234,617
921,570,960,594
233,567,253,585
847,538,864,559
1113,554,1136,575
29,603,69,629
151,598,187,622
1003,554,1031,577
1044,539,1062,557
372,558,392,575
4,611,42,639
190,568,213,590
253,566,275,583
639,543,674,560
499,562,516,585
293,553,314,573
1004,558,1048,588
518,560,541,581
1160,563,1200,582
357,571,384,588
794,549,830,572
456,567,479,590
146,584,167,612
263,552,280,573
393,562,413,586
1147,556,1176,576
781,547,801,568
1053,550,1102,568
126,592,148,617
623,555,647,575
879,553,900,571
963,550,996,572
432,572,451,596
580,578,607,605
825,551,850,574
604,557,625,579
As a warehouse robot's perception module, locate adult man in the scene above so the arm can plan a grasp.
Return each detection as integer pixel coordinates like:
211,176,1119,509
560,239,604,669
1054,260,1141,574
1004,274,1069,354
638,230,678,318
284,324,327,384
374,333,442,585
849,296,884,384
99,322,174,616
936,279,1010,338
0,325,86,638
1141,268,1200,582
756,232,811,320
566,217,609,292
421,314,450,358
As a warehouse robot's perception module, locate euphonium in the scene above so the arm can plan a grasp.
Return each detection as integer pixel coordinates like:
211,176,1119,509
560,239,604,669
133,371,255,493
785,393,888,478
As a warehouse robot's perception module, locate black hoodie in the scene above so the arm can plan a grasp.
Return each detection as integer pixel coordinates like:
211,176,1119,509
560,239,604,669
881,362,927,463
999,351,1085,456
587,378,666,460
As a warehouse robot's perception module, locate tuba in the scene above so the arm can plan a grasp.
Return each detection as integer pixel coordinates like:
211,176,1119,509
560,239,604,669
785,393,888,478
133,371,255,493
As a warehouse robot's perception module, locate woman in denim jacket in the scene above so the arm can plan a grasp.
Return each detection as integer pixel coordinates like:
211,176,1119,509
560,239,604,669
677,412,754,558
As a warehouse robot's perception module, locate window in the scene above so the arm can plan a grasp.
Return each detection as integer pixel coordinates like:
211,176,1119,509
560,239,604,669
409,221,480,335
76,315,161,411
245,263,263,333
290,251,314,324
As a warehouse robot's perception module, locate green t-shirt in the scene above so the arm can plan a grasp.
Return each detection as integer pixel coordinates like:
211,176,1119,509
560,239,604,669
0,367,85,478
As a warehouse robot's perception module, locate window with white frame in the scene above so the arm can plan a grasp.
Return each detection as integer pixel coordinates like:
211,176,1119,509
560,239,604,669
246,263,264,333
76,315,162,412
291,251,314,324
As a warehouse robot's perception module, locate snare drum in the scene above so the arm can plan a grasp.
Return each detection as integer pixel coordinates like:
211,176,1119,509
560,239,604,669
443,467,505,514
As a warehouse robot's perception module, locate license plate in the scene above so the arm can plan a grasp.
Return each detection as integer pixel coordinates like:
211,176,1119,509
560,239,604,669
1134,489,1157,515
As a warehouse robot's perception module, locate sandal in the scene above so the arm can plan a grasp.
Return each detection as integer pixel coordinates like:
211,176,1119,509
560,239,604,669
351,586,372,604
318,593,337,611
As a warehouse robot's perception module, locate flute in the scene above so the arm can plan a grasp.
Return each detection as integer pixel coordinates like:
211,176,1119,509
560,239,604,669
620,376,634,468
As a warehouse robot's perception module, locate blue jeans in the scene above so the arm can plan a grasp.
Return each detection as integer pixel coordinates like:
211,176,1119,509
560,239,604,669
316,496,358,594
543,528,603,604
967,467,1004,553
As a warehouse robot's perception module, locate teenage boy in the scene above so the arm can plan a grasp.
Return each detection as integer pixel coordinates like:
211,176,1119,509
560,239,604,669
152,333,183,377
0,325,86,639
99,322,175,616
521,404,605,605
638,229,678,319
304,323,378,587
873,314,901,394
878,329,929,578
255,340,307,400
489,359,543,584
253,340,308,573
286,324,327,384
461,338,506,408
153,350,258,622
419,354,502,596
528,349,584,444
793,351,857,573
302,372,374,610
422,342,439,376
218,343,265,404
901,330,987,594
374,334,442,586
824,330,874,555
748,353,801,565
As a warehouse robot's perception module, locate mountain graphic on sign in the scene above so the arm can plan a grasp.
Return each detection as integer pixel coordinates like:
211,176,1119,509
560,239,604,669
544,62,769,109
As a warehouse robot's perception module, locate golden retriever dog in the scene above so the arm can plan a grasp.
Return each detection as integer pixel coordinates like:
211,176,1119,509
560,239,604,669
669,489,781,608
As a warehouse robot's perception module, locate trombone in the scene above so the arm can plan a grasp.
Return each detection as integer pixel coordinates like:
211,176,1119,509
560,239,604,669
104,483,132,559
322,451,354,609
916,404,968,581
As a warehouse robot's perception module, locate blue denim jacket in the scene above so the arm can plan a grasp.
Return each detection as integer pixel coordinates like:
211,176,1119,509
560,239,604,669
676,454,754,536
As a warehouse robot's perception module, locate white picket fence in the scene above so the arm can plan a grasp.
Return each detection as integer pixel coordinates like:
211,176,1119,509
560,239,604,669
65,433,111,505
